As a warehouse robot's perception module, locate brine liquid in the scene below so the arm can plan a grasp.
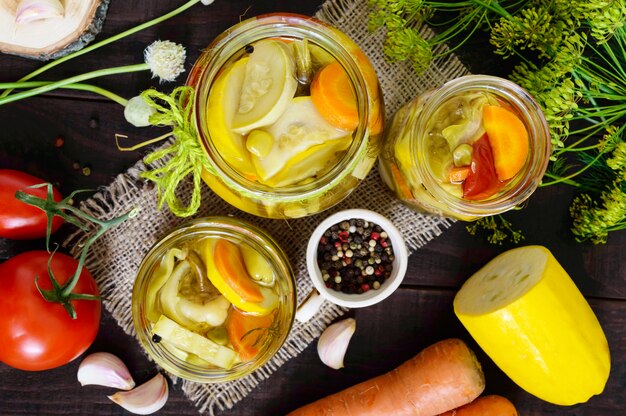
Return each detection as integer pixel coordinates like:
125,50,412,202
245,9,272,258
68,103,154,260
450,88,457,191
198,33,383,218
379,90,530,220
145,236,283,370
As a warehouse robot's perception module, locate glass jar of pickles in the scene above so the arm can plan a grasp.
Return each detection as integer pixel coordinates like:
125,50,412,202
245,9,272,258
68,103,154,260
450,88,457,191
187,13,384,219
379,75,550,221
132,217,296,383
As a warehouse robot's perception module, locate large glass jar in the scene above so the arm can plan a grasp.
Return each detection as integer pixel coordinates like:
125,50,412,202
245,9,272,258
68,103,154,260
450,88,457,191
132,217,296,383
379,75,550,221
187,13,384,219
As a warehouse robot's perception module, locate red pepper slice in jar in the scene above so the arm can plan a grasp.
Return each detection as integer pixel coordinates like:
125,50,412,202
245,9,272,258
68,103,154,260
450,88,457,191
462,134,503,201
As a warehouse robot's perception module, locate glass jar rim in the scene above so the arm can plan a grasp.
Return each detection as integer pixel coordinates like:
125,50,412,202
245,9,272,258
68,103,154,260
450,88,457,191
411,74,551,217
187,13,372,202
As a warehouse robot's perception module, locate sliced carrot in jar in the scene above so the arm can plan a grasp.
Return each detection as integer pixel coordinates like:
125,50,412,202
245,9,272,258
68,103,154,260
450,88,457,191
482,105,529,181
226,308,276,361
311,61,359,131
449,166,470,183
390,163,413,200
213,239,264,303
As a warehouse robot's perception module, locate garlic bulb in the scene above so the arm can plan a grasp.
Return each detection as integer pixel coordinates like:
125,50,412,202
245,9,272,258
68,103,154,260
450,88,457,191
108,373,169,415
317,318,356,369
77,352,135,390
15,0,64,24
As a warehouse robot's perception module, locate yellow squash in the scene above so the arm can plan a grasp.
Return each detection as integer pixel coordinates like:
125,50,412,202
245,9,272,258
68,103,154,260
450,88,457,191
454,245,610,405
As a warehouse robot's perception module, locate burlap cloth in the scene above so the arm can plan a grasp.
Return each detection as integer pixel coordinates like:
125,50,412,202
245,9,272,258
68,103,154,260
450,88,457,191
63,0,468,413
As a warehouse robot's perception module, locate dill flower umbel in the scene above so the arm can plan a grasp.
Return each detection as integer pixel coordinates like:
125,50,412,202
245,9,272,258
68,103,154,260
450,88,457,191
570,183,626,243
466,215,525,245
607,142,626,174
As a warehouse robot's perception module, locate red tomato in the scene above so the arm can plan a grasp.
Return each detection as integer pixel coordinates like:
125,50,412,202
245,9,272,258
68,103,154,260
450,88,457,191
0,169,64,240
463,134,504,200
0,251,101,371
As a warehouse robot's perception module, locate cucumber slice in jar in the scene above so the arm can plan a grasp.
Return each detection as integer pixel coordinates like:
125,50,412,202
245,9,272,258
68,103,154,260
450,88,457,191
157,257,231,330
152,315,238,370
232,39,298,134
207,57,257,179
250,96,351,182
263,135,352,187
309,44,335,69
206,326,229,346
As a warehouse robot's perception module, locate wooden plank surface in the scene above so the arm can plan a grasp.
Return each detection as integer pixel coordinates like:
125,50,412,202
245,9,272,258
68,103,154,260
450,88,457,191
1,0,625,415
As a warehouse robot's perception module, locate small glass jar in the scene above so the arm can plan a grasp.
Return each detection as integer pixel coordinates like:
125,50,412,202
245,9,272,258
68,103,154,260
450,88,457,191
187,13,384,219
132,217,296,383
378,75,550,221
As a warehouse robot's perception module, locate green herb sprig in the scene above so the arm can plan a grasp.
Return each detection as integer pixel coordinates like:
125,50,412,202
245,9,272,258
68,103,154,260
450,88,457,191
367,0,516,74
369,0,626,243
466,215,525,245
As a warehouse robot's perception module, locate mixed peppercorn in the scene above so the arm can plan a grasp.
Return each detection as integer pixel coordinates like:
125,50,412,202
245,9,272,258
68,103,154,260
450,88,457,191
316,218,395,294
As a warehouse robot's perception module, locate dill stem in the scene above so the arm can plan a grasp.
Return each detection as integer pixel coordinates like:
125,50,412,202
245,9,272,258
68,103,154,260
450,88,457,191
605,223,626,232
558,142,602,153
540,151,604,187
572,71,606,124
540,172,581,188
431,8,487,57
468,0,512,19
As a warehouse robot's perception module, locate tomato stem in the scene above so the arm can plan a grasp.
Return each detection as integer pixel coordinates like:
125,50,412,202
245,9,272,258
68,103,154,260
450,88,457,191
15,184,139,319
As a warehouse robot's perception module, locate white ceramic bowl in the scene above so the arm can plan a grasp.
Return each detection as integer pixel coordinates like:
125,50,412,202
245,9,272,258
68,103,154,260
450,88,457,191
306,209,408,308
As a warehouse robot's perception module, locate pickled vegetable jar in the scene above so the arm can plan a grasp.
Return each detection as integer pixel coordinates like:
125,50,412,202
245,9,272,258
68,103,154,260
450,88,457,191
187,13,384,219
132,217,296,383
379,75,550,221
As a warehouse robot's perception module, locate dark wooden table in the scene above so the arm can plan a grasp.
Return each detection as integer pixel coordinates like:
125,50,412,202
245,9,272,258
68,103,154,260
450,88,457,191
1,1,624,415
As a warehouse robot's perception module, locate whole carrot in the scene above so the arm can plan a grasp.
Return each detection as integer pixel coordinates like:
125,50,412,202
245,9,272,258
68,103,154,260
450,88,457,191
439,395,518,416
287,338,485,416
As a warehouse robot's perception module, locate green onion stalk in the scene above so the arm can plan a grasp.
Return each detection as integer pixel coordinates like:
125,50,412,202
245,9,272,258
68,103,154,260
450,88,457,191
1,0,217,219
0,0,213,99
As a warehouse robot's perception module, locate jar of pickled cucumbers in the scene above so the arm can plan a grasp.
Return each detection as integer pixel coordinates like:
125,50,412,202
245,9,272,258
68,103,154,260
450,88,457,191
186,13,384,219
378,75,550,221
132,217,296,383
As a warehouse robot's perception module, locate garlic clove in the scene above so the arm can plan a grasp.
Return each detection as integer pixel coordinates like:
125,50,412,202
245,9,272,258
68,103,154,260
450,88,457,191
108,373,169,415
77,352,135,390
295,289,325,323
15,0,64,24
317,318,356,369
